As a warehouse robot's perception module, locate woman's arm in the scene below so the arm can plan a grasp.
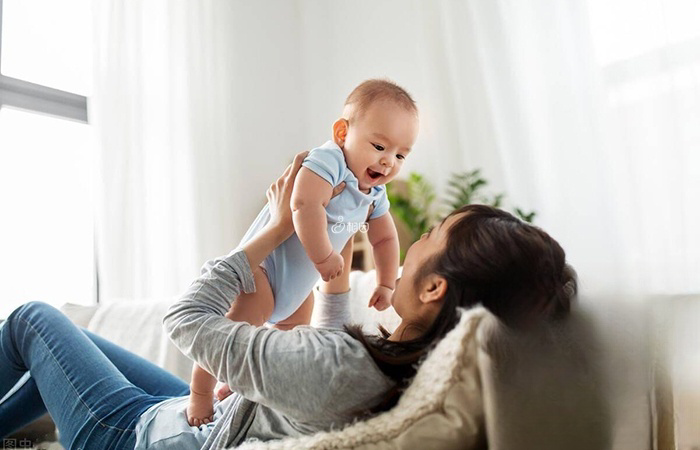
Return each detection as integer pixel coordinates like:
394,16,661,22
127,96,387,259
164,248,389,422
163,151,306,375
244,153,307,269
163,152,393,421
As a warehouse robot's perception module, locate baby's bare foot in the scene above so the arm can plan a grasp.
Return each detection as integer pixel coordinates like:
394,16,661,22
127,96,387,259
187,391,215,426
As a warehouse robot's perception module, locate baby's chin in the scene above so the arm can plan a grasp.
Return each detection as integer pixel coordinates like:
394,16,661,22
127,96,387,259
364,176,398,191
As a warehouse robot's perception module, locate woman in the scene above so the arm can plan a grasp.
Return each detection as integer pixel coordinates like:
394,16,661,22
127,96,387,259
0,152,576,449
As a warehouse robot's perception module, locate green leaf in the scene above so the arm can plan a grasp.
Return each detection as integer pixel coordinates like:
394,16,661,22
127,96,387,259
491,193,504,208
389,170,537,265
514,207,536,223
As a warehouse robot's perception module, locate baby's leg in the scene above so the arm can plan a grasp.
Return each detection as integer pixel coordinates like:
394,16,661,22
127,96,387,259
272,292,314,331
187,267,274,425
274,238,355,330
224,267,275,324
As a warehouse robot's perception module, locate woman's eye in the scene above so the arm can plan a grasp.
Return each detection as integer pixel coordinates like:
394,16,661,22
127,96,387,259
372,143,385,151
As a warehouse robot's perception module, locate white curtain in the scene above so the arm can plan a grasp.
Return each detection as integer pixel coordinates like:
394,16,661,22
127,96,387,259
590,0,700,296
92,1,203,301
92,0,698,302
412,1,627,296
91,1,307,301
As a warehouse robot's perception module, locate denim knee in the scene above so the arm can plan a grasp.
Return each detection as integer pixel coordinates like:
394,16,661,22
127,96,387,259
10,301,58,324
5,301,60,340
2,302,59,369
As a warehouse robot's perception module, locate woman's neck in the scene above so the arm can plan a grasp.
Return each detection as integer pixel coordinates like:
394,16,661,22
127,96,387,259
388,321,428,342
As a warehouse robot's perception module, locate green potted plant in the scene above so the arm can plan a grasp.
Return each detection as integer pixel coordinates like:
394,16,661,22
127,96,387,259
387,169,535,262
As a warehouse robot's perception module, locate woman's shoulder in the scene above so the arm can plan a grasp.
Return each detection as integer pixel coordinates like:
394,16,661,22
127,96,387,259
290,326,396,412
285,326,372,355
283,326,391,380
237,325,394,422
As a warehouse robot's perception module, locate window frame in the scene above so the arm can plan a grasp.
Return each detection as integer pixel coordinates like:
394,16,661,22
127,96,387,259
0,0,98,303
0,0,88,122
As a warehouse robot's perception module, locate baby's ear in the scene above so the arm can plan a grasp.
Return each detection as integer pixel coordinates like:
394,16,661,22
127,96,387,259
332,118,349,147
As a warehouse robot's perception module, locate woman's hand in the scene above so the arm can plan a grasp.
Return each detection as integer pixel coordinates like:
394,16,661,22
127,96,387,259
215,381,233,402
242,151,309,271
266,151,309,240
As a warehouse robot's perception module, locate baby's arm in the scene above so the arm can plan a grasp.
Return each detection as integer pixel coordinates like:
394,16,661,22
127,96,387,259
366,212,400,310
291,167,344,281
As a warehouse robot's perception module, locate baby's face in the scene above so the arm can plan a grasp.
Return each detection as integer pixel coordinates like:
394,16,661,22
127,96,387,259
341,100,419,192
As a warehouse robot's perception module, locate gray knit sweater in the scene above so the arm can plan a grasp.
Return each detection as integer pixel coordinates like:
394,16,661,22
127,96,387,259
162,249,394,449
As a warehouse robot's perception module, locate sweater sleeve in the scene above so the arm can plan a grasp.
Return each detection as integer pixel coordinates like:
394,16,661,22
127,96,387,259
163,250,393,422
312,287,352,329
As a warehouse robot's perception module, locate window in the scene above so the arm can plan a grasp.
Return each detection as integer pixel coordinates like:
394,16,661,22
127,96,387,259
586,0,700,103
1,0,93,95
585,0,700,295
0,0,95,318
587,0,700,66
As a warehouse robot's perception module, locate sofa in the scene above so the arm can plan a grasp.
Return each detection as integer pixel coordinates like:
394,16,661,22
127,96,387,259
5,269,677,450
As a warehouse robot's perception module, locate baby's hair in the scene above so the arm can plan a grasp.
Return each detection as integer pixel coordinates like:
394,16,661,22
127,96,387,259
344,79,417,121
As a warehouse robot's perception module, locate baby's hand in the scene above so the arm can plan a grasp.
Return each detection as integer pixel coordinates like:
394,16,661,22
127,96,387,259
314,251,344,282
368,285,393,311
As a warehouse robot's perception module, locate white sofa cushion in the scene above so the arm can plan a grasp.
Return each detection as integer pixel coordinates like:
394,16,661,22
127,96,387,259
85,299,193,381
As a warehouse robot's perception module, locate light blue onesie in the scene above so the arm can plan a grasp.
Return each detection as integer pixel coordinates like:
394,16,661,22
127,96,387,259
237,140,389,323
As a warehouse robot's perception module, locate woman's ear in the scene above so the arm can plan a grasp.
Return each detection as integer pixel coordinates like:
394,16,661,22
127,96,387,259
418,274,448,304
332,118,349,147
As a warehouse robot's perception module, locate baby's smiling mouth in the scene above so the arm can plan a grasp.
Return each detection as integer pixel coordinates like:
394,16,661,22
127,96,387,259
367,168,383,180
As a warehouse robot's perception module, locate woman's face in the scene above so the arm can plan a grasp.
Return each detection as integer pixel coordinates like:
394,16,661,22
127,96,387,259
391,212,464,318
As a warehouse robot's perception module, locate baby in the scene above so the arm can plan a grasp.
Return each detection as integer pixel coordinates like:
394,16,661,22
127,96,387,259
186,79,419,426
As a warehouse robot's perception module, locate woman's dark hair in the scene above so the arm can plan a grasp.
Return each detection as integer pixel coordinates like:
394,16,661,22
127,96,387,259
346,204,577,414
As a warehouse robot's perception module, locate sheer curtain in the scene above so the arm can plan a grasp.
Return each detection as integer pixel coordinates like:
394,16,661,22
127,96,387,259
416,0,699,297
414,0,626,296
92,1,205,301
91,1,309,301
587,0,700,295
91,0,697,302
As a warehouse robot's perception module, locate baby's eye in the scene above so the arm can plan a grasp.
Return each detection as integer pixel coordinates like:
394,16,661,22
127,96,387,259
397,154,405,160
372,143,385,151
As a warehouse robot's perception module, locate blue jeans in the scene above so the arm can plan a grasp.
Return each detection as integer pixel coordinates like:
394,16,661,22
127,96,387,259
0,301,190,449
